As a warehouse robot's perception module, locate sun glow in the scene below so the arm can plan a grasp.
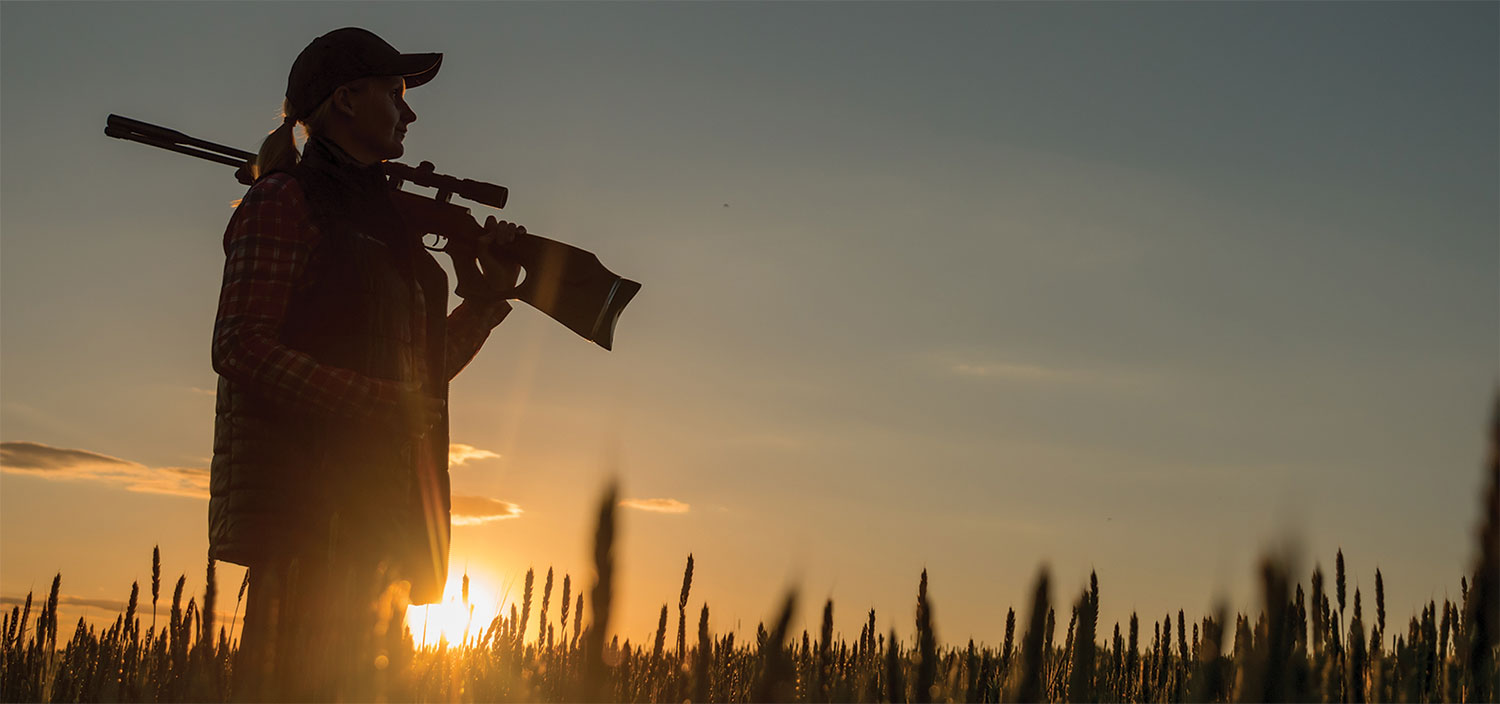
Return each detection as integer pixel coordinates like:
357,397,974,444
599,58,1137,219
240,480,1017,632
404,568,503,649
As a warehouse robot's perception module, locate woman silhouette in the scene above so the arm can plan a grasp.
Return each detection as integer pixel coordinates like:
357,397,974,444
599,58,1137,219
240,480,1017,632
209,27,521,700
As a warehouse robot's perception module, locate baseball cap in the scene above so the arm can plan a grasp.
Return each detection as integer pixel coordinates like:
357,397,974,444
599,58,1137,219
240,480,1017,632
286,27,442,122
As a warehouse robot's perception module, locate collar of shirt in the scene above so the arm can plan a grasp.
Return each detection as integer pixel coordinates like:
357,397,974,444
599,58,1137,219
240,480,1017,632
304,135,390,197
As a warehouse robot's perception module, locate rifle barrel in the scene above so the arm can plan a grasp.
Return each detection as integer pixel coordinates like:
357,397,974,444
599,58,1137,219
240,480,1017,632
105,125,248,169
106,114,256,163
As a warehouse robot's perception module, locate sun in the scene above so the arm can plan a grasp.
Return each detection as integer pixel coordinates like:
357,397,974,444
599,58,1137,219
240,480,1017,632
404,568,501,649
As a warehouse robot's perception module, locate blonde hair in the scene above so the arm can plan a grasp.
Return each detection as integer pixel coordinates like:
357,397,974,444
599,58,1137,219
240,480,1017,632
251,78,377,181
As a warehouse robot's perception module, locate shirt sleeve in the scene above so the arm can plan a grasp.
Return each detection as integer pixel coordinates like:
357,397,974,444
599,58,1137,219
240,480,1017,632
210,174,405,419
444,298,511,381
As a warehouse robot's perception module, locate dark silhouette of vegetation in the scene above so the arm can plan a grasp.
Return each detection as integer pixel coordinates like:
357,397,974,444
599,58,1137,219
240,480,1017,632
2,402,1497,702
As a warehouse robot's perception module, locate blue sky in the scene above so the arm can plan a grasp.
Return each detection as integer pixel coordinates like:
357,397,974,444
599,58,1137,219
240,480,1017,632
2,1,1495,646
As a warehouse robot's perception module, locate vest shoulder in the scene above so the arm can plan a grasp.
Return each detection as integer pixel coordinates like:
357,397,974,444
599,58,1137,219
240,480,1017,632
249,171,306,200
234,172,312,220
226,172,317,246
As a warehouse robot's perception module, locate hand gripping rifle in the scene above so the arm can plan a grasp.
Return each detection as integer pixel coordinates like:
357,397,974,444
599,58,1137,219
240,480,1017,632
105,114,641,350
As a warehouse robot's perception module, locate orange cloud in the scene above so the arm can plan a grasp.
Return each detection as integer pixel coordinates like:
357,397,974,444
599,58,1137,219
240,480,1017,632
619,498,690,514
0,594,236,624
1,442,517,513
450,494,522,526
0,594,125,611
0,441,208,499
449,443,500,466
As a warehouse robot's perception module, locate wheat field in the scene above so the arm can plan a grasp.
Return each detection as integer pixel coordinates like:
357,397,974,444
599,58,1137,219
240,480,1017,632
3,438,1495,702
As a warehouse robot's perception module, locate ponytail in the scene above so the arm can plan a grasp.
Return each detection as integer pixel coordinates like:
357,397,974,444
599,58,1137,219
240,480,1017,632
251,95,339,182
252,98,301,182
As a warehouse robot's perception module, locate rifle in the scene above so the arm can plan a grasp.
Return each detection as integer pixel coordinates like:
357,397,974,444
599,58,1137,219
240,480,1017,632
104,114,640,350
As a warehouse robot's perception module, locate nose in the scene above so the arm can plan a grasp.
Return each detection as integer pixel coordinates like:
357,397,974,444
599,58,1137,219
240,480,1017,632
399,98,417,127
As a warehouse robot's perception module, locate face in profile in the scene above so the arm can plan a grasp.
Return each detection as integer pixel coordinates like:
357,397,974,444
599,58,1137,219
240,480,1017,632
342,75,417,163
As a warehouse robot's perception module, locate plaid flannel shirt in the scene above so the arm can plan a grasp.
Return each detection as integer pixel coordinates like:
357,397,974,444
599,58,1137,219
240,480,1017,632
212,172,510,420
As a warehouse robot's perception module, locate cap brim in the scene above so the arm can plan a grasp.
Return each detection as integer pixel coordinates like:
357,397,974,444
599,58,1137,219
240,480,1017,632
394,52,442,89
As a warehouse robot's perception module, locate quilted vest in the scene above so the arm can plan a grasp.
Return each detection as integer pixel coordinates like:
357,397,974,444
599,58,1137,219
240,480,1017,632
209,136,452,604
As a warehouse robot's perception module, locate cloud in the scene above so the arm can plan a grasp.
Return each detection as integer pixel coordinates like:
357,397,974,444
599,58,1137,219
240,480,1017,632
726,433,806,450
946,358,1148,389
0,441,208,499
450,494,522,526
0,594,127,611
0,442,133,471
950,361,1082,382
0,594,236,624
448,443,500,466
619,497,691,514
0,440,511,507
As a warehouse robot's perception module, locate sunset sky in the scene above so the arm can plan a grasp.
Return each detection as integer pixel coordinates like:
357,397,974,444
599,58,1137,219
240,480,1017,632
2,2,1496,649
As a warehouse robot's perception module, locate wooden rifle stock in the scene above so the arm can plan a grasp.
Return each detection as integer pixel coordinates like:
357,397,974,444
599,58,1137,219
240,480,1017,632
104,114,640,350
